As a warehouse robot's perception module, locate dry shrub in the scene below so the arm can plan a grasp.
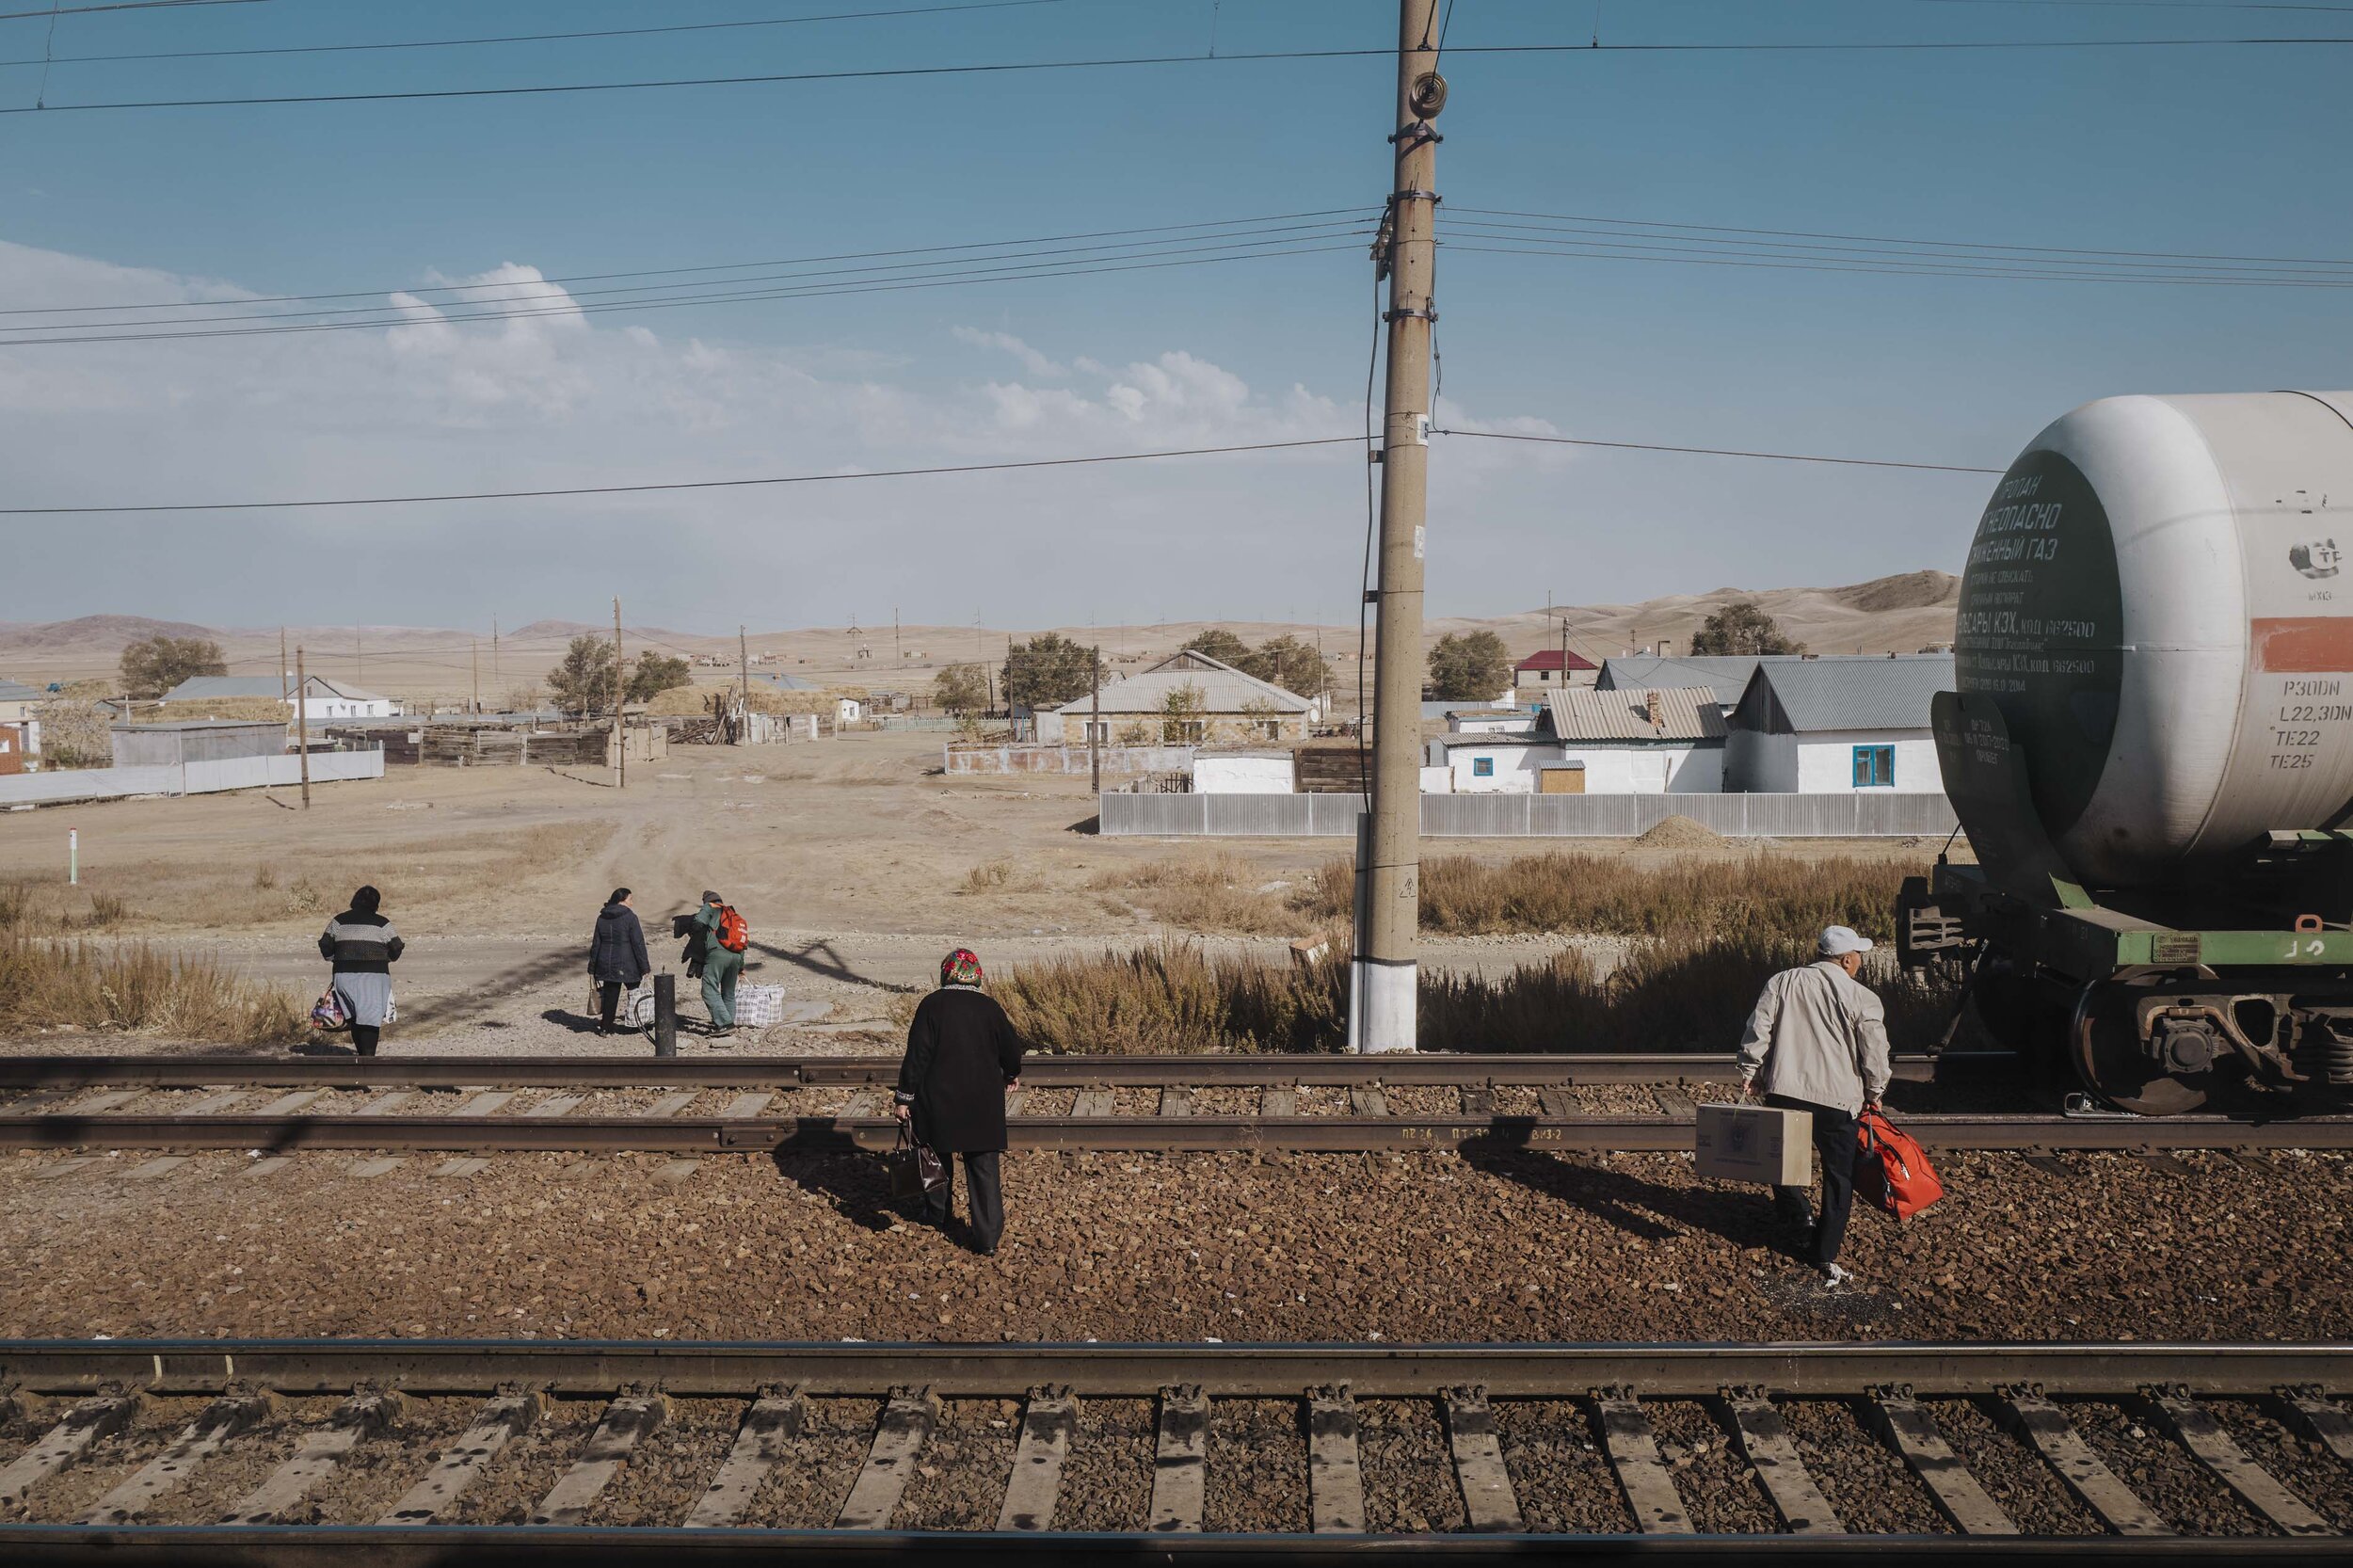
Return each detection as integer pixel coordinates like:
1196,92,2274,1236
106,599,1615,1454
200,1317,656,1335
0,933,305,1044
1091,856,1307,936
997,934,1961,1056
1297,852,1914,943
997,940,1344,1055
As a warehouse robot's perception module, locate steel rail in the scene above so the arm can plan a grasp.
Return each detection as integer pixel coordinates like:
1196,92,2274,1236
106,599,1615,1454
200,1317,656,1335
0,1051,1983,1090
3,1110,2350,1154
1,1336,2345,1400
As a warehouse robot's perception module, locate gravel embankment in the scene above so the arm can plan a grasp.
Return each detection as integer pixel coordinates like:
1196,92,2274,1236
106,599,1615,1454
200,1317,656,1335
0,1144,2346,1344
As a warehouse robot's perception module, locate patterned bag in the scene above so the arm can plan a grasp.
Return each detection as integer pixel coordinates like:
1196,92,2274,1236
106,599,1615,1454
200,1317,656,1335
311,988,348,1032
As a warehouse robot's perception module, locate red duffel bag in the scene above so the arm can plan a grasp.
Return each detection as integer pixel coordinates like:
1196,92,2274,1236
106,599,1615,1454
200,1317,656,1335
1856,1109,1944,1220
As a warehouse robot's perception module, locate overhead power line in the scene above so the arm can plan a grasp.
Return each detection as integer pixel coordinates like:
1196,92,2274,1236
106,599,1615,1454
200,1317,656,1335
0,436,1367,514
1436,428,2002,474
8,35,2353,115
0,0,259,21
0,0,1072,68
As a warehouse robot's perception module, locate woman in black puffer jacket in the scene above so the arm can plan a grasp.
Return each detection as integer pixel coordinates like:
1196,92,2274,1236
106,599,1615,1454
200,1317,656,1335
587,888,652,1035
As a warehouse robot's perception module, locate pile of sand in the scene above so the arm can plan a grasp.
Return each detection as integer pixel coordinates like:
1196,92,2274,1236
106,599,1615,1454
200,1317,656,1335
1634,814,1726,849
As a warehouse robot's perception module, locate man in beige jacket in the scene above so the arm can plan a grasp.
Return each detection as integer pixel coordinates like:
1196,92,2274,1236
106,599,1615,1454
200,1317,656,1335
1737,925,1894,1285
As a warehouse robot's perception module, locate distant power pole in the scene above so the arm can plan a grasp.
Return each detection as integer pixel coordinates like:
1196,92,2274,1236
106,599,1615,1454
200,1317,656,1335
472,638,481,714
491,616,501,703
294,646,312,809
355,625,362,686
738,624,751,744
1354,0,1444,1055
1090,644,1102,796
894,607,902,665
612,598,626,790
278,627,289,705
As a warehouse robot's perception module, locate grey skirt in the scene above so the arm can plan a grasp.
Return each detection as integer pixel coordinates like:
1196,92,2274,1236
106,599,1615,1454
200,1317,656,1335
332,970,393,1030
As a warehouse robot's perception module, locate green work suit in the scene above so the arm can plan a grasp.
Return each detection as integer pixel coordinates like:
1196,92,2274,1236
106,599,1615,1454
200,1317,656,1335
691,904,744,1030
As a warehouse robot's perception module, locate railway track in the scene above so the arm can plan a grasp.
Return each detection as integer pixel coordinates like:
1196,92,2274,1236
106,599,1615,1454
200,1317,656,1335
0,1052,2347,1154
0,1337,2348,1558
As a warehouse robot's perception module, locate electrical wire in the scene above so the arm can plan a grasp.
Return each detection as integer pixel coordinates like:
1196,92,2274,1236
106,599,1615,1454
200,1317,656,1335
1440,237,2353,289
0,435,1366,514
1356,257,1382,798
1434,427,2003,473
11,35,2353,115
0,0,1075,68
0,0,259,20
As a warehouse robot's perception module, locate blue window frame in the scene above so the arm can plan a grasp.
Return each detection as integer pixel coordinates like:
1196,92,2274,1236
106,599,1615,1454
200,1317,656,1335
1472,757,1496,777
1852,744,1895,788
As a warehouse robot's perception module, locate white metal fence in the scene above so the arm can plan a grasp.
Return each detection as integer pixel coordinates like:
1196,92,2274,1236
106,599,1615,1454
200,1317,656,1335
1098,791,1958,839
0,748,384,808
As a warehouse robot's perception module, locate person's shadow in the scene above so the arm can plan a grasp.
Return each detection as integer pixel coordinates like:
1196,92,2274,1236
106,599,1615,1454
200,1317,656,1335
773,1148,902,1234
1459,1136,1793,1255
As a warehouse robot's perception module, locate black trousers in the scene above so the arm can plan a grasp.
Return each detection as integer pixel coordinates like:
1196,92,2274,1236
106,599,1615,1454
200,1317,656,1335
920,1149,1005,1253
1766,1094,1859,1267
598,982,626,1030
351,1025,380,1058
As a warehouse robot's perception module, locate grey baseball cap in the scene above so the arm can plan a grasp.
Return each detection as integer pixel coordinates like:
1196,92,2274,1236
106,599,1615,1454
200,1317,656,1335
1819,925,1874,957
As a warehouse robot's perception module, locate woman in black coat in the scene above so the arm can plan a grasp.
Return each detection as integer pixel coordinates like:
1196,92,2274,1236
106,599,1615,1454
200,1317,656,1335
587,888,652,1036
894,948,1025,1254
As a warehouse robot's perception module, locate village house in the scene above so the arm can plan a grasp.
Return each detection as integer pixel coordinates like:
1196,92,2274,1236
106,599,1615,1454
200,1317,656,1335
1033,650,1319,745
1594,654,1770,714
1424,684,1724,794
1513,648,1599,696
162,674,397,723
0,678,42,774
1723,654,1954,793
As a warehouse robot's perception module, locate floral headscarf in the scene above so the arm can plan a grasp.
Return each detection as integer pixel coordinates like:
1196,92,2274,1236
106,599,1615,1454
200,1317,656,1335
940,948,984,988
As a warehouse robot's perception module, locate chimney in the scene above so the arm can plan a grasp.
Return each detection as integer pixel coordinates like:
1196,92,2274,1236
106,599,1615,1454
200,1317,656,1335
1645,690,1665,729
1657,639,1673,659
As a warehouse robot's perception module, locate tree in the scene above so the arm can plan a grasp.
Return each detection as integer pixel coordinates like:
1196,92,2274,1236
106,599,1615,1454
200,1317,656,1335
31,697,111,769
1000,632,1096,712
119,635,226,699
1240,633,1329,698
624,652,693,705
1426,631,1512,700
546,634,618,715
933,663,988,716
1181,628,1252,667
1689,600,1806,656
1160,681,1208,744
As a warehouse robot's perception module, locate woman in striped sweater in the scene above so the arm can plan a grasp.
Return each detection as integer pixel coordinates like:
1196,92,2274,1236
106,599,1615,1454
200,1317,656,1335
318,886,404,1057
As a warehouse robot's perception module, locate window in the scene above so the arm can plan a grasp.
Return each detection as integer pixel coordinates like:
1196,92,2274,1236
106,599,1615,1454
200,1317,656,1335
1852,744,1895,788
1472,757,1495,777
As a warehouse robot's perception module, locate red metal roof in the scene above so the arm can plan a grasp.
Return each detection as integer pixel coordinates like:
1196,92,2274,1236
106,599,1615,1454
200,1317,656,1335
1515,648,1598,673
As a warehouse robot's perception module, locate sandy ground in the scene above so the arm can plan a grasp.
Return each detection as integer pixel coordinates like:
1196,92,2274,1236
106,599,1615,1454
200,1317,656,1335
0,728,1937,1051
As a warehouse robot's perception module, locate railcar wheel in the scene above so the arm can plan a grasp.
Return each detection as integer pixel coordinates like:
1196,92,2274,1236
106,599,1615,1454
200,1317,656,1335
2070,978,2209,1115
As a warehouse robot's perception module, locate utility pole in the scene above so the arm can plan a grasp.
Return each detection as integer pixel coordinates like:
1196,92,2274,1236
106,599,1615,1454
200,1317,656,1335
612,598,626,790
294,646,312,809
1090,644,1102,796
738,624,751,745
355,625,362,687
472,637,481,714
278,627,289,705
1353,0,1444,1054
894,607,902,666
491,616,501,705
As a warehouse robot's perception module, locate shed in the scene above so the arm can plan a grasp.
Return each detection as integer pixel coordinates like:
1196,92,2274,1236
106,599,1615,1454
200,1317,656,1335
1545,685,1729,793
110,719,286,768
1724,655,1955,793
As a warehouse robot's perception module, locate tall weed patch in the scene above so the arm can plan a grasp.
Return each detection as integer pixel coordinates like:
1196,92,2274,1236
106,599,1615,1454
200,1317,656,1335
0,934,304,1043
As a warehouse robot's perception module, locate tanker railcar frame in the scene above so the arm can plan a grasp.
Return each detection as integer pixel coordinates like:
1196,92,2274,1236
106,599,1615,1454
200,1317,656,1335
1901,691,2353,1114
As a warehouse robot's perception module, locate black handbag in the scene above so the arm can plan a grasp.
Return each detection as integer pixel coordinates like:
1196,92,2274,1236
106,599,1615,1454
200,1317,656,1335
886,1124,945,1201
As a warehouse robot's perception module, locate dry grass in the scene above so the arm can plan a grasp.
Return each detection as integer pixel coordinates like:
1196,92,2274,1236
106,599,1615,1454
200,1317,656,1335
998,935,1961,1056
1089,856,1313,936
960,859,1044,895
0,933,305,1043
1299,852,1915,942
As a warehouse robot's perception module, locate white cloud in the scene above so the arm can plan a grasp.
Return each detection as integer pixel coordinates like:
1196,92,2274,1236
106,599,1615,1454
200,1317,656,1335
0,238,1573,629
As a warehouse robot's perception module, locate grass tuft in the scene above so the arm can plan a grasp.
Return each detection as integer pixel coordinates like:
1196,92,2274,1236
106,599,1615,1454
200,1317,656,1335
0,933,305,1044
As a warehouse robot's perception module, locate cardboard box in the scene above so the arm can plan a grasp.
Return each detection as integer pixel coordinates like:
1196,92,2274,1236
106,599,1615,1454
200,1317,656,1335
1694,1104,1812,1186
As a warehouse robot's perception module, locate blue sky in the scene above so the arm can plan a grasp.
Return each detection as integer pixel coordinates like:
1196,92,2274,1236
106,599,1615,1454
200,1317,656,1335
1,0,2348,632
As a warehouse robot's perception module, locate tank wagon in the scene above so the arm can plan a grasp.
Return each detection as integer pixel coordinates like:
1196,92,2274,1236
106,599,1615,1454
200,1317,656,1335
1901,390,2353,1113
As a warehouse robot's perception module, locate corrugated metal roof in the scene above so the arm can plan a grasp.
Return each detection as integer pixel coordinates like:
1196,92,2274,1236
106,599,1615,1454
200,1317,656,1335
1515,648,1597,672
1548,685,1729,743
162,676,286,701
305,677,391,703
1053,650,1313,715
1593,656,1767,707
0,679,44,703
1736,654,1955,733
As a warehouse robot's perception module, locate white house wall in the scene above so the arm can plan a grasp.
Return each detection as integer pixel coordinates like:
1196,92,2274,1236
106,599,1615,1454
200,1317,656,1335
1794,728,1942,792
1725,730,1799,793
1193,755,1295,793
1447,743,1563,793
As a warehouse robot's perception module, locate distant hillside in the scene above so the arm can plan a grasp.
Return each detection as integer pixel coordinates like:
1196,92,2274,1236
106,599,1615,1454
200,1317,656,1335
0,614,218,653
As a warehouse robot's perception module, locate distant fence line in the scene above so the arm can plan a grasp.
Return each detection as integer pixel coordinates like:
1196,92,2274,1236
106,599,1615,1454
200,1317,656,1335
0,749,384,808
946,743,1196,776
1098,791,1959,839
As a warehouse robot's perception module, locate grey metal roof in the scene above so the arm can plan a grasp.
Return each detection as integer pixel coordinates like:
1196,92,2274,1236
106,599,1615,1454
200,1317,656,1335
1054,650,1314,716
0,679,43,703
1734,654,1956,734
110,718,287,733
1593,656,1767,708
302,677,392,703
753,672,822,691
1548,685,1729,743
162,676,286,701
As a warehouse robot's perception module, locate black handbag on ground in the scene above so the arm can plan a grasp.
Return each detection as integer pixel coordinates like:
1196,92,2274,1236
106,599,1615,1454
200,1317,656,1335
887,1124,945,1201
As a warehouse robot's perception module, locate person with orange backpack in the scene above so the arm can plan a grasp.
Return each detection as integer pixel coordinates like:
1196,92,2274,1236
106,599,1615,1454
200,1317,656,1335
685,888,750,1038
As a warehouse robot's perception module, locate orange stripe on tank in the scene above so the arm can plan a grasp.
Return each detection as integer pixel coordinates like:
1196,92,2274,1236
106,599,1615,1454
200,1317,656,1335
2252,616,2353,673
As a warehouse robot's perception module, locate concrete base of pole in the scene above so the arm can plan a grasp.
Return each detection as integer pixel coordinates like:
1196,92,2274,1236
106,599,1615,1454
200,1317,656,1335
1353,958,1417,1054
